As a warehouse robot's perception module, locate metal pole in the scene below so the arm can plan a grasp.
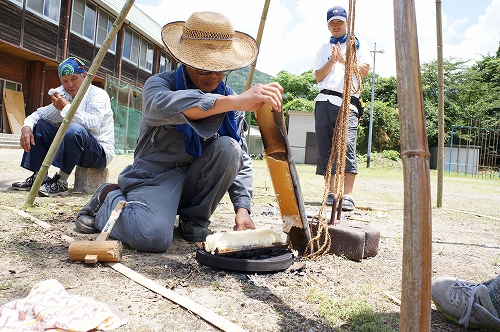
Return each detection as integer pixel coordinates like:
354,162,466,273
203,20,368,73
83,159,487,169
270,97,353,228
367,43,377,168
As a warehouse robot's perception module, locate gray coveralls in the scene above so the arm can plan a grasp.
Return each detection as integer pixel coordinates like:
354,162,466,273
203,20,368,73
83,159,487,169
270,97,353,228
93,71,253,252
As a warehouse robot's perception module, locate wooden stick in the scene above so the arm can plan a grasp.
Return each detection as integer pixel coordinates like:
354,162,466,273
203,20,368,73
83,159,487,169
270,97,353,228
107,262,247,332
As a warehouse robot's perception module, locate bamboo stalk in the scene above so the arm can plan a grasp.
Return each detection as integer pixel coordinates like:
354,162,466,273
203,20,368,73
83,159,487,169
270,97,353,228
25,0,136,206
393,0,432,331
436,0,444,207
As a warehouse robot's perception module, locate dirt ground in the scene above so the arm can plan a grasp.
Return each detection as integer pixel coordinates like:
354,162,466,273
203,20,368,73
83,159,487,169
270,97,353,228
0,147,499,331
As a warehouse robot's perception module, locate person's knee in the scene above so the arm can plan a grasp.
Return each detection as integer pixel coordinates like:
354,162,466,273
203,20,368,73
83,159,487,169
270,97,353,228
214,136,242,164
127,225,173,252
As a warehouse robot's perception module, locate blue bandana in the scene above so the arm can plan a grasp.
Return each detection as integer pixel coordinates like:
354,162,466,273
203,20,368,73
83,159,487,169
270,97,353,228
330,34,360,49
58,57,85,77
175,65,240,158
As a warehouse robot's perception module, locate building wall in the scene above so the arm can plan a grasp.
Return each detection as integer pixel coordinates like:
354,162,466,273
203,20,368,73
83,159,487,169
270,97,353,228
287,112,316,164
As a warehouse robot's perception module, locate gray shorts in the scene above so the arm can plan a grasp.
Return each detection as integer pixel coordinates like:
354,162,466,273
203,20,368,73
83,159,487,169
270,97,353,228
314,101,359,175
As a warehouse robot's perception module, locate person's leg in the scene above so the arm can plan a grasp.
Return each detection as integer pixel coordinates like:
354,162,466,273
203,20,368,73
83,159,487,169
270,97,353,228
12,120,57,190
178,136,243,229
52,123,106,175
93,166,185,252
20,120,58,172
314,101,338,177
340,110,359,211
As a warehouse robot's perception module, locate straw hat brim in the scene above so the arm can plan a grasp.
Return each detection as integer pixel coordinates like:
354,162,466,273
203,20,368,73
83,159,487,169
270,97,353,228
162,21,259,72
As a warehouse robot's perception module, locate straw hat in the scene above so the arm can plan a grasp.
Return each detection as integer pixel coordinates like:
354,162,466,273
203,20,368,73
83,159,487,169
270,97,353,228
161,11,259,72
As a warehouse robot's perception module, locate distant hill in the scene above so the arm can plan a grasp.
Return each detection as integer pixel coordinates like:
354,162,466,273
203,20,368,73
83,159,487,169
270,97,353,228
226,67,273,94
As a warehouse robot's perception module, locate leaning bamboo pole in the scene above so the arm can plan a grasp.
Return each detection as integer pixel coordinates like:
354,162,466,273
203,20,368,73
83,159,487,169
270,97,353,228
436,0,444,207
25,0,136,206
393,0,432,331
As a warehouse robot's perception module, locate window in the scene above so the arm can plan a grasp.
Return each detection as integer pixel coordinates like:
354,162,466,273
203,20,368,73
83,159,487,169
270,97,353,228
159,52,172,73
96,9,117,53
123,27,153,73
139,39,153,71
71,0,96,42
26,0,61,23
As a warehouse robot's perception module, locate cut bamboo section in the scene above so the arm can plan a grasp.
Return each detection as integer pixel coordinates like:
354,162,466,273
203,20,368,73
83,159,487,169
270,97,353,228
255,104,311,251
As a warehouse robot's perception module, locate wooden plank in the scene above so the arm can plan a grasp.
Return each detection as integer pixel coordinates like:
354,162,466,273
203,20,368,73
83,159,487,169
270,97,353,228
108,262,247,332
5,205,247,331
3,88,25,134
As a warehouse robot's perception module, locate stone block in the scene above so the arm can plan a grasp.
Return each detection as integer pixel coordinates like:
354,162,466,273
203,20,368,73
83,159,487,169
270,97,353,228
73,166,108,194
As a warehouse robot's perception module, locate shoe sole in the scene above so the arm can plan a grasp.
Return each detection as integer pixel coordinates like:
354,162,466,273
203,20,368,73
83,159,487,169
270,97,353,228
182,233,212,243
11,186,31,191
38,191,70,197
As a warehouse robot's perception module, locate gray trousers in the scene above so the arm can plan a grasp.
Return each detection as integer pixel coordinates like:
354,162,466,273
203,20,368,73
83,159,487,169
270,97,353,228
94,136,243,252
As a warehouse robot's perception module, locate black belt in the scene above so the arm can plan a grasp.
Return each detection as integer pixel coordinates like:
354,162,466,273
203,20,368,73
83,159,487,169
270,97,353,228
320,89,359,104
320,89,363,118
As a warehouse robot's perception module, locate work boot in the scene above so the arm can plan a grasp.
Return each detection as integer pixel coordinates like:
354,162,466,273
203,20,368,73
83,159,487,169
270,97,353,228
180,220,213,242
74,183,115,234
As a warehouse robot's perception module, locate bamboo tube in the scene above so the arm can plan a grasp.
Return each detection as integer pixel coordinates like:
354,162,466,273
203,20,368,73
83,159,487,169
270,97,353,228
393,0,432,331
25,0,136,206
436,0,444,207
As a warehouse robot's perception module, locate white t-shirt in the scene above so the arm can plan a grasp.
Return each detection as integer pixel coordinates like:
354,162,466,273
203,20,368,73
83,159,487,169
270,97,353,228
313,36,371,107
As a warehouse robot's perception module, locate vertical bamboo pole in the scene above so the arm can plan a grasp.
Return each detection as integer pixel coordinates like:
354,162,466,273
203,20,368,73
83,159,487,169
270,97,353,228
25,0,136,206
393,0,432,331
436,0,444,207
245,0,271,143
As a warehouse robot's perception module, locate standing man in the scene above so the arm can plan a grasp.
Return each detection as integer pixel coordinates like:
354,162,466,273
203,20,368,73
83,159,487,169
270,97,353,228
75,11,284,252
11,57,115,196
313,6,370,211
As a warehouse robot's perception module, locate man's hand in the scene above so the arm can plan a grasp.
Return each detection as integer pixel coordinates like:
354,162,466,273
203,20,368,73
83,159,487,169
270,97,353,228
233,208,256,231
20,126,34,152
50,92,70,111
233,82,284,113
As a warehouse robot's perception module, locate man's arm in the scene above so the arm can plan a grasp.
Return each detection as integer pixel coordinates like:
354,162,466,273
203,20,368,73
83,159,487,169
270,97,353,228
228,111,256,231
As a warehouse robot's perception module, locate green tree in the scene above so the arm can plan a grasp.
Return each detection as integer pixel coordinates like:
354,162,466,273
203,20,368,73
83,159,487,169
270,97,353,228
273,70,318,104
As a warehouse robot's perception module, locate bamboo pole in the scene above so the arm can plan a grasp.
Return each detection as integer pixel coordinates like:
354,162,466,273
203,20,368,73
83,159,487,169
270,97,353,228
393,0,432,331
25,0,136,206
436,0,444,207
244,0,271,143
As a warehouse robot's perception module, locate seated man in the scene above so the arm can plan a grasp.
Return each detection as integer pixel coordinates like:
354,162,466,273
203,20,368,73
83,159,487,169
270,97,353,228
74,11,284,252
11,57,115,196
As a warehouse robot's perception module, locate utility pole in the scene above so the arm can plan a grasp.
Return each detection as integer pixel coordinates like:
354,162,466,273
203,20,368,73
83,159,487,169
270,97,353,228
366,43,384,168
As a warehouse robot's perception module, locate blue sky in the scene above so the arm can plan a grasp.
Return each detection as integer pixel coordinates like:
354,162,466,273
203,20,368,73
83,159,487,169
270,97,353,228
135,0,500,78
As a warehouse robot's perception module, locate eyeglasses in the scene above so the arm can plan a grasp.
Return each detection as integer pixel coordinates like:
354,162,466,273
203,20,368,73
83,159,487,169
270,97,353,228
195,69,232,77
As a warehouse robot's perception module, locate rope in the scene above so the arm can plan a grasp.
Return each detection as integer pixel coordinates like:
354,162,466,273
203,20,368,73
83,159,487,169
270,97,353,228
306,0,363,259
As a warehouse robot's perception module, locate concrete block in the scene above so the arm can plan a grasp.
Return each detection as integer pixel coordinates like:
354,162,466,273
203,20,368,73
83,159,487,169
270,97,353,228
73,166,108,194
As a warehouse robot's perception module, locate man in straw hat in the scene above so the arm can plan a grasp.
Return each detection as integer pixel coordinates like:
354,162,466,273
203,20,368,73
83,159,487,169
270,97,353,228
74,11,284,252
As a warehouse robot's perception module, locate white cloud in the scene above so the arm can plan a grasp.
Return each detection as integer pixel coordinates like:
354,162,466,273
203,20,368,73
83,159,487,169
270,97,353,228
137,0,500,78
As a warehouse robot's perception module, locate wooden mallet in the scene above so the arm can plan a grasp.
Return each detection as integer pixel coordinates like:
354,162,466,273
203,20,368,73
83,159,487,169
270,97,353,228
69,200,126,264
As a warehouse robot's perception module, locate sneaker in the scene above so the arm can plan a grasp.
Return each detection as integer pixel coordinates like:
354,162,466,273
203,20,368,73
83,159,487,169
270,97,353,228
12,173,50,191
326,193,334,206
180,220,213,242
74,183,113,234
38,174,68,197
431,276,500,330
342,195,355,211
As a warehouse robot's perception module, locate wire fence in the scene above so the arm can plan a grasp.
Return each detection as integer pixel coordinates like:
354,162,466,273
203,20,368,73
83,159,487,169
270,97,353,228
105,75,142,154
446,121,500,179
